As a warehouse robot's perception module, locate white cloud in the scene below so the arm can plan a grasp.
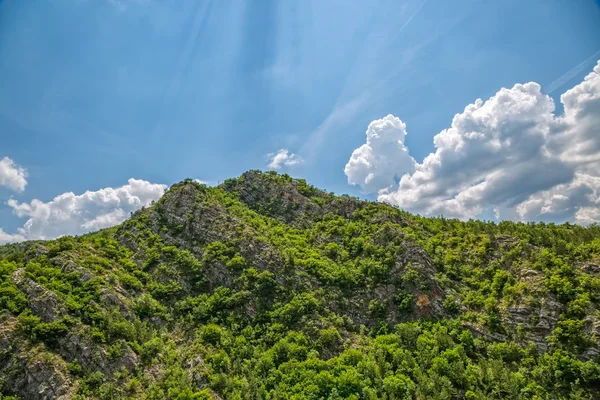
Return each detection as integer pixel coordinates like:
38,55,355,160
0,229,25,245
345,114,416,193
346,60,600,224
553,60,600,167
516,172,600,225
2,178,166,243
193,179,216,186
267,149,304,170
0,157,27,192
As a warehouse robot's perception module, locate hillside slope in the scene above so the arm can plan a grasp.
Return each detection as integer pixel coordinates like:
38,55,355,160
0,170,599,399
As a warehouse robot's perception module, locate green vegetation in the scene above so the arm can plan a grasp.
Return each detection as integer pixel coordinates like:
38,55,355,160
0,170,599,399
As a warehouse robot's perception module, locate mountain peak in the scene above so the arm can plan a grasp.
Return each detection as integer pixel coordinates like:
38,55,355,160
1,172,599,399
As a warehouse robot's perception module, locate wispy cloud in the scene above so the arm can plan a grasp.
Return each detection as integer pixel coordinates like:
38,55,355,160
395,0,430,38
546,49,600,94
300,95,368,161
106,0,149,12
148,1,215,144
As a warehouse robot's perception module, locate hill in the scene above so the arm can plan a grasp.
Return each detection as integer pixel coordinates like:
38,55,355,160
0,170,599,399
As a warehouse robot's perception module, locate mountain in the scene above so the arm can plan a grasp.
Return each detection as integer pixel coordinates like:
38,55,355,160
0,170,599,400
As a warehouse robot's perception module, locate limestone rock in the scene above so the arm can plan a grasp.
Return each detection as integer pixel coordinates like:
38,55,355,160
11,269,65,322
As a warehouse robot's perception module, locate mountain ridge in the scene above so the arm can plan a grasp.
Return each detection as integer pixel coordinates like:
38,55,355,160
0,170,599,399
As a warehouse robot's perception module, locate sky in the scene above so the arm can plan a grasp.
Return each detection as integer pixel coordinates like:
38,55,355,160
1,0,600,243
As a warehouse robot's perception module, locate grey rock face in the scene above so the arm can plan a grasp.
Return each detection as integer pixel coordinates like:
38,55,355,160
25,244,49,262
11,269,65,322
0,318,74,400
57,328,139,376
581,263,600,274
220,171,369,228
61,261,94,282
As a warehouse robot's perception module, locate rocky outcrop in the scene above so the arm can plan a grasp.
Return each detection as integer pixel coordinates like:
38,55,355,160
119,181,285,291
220,171,368,228
581,263,600,274
57,327,138,376
0,318,74,400
11,269,65,322
25,244,49,262
61,261,94,283
393,243,447,318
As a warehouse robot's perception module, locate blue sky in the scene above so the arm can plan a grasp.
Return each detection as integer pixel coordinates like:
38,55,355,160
1,0,600,240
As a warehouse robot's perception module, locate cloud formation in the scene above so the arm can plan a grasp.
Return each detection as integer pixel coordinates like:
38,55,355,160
346,61,600,224
1,178,166,244
345,115,416,193
0,229,26,245
267,149,304,170
0,157,27,192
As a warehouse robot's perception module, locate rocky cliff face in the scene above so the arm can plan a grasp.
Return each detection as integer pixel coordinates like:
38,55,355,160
0,317,74,400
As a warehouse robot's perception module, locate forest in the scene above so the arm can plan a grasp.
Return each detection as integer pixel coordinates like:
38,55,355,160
0,170,599,399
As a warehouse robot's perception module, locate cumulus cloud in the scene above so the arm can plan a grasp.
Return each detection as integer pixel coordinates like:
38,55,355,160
267,149,304,170
0,157,27,192
346,60,600,224
0,229,26,245
515,173,600,225
345,115,416,193
1,178,166,243
553,61,600,167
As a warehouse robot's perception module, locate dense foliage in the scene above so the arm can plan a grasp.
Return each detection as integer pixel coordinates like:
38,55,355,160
0,170,599,399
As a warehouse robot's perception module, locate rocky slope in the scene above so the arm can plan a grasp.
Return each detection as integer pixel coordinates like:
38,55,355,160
0,170,599,399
